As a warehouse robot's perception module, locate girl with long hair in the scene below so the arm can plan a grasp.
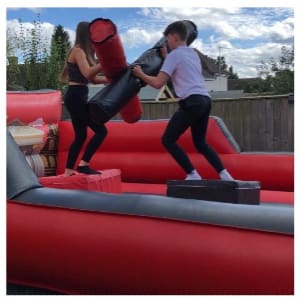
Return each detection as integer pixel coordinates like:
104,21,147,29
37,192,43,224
60,21,108,176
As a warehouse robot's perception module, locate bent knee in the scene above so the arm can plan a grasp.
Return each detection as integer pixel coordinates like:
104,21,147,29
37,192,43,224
94,125,108,138
161,135,175,149
75,131,87,144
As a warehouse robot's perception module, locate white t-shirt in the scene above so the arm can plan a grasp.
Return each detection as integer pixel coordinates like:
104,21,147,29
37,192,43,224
160,46,209,99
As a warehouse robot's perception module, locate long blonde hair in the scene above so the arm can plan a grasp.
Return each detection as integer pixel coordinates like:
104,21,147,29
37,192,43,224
60,21,96,83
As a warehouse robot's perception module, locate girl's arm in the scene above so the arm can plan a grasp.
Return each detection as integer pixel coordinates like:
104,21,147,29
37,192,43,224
74,48,103,80
90,75,109,84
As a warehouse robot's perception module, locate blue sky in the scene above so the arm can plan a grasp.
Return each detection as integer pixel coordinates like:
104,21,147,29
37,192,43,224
6,5,294,78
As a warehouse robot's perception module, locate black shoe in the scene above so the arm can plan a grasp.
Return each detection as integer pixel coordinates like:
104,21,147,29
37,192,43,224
77,166,101,175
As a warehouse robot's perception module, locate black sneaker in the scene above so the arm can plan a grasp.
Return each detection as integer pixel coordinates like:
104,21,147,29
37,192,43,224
77,166,101,175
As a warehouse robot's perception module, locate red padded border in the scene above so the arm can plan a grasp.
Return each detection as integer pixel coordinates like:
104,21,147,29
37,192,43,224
7,91,62,124
57,119,238,154
7,201,293,294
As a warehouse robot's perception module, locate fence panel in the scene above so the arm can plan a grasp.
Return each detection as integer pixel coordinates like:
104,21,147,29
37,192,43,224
62,95,294,152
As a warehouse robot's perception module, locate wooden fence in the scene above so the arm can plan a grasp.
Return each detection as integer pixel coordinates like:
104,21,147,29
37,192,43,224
62,94,294,152
210,95,294,152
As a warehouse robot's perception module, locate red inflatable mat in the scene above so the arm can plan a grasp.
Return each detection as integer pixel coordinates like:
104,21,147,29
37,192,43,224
39,169,122,193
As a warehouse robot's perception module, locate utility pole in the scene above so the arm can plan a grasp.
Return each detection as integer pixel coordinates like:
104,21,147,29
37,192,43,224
218,46,231,75
218,46,222,75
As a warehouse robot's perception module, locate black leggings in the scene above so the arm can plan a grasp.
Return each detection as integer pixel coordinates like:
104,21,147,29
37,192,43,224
64,85,107,169
162,94,224,174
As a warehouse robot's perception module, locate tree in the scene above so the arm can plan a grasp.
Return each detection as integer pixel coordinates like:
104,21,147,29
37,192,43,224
270,69,294,94
46,25,71,90
271,46,294,94
6,28,22,90
6,56,22,90
257,45,294,94
51,25,71,62
216,56,227,74
9,14,71,91
18,13,49,90
227,65,239,79
278,46,294,71
243,77,271,93
214,55,239,79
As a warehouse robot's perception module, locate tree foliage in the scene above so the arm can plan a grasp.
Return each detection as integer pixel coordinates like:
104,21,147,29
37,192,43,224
255,45,294,94
18,13,49,90
46,25,71,90
227,65,239,79
6,55,22,90
6,14,71,91
215,56,239,79
216,56,227,74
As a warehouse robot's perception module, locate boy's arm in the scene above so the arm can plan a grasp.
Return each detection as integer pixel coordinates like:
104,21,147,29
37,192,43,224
132,65,169,89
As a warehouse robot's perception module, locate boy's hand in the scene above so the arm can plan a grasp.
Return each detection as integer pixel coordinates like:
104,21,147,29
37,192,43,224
132,65,144,78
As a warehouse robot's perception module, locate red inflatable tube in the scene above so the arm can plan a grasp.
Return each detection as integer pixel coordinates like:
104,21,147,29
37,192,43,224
119,97,142,123
6,90,62,124
7,201,294,294
89,18,142,123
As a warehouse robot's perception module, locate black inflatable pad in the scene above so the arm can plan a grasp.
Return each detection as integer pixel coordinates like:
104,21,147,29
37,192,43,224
167,179,260,205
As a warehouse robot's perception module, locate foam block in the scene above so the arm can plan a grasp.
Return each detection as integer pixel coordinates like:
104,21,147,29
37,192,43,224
39,169,122,193
167,180,260,205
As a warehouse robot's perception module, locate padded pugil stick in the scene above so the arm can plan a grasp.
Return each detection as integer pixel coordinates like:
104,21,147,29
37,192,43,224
89,18,142,123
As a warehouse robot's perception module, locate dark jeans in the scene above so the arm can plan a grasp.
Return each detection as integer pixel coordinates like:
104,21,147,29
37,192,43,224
162,94,224,174
64,85,107,169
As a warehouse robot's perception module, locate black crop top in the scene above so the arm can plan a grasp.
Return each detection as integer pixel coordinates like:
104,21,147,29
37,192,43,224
67,62,88,85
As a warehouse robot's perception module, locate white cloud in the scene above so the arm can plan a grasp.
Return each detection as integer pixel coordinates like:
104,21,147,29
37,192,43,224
217,43,289,78
190,34,292,78
7,19,54,53
214,21,240,39
137,7,294,78
64,28,76,45
120,28,162,48
267,18,294,42
138,7,294,43
6,7,294,78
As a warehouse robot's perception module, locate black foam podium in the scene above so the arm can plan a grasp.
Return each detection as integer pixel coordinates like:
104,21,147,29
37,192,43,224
167,180,260,205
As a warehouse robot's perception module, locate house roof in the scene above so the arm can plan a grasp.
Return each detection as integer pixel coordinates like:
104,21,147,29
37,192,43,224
193,48,219,78
138,85,176,101
137,85,158,100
